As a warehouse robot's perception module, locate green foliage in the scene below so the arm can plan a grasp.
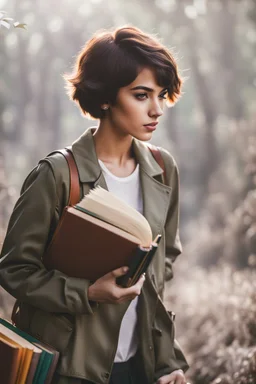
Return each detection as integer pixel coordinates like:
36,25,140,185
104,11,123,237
0,11,26,30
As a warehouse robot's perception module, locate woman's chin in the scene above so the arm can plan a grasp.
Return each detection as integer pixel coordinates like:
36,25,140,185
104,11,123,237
133,132,153,142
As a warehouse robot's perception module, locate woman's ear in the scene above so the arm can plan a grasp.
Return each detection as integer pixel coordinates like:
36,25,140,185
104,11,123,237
101,104,109,111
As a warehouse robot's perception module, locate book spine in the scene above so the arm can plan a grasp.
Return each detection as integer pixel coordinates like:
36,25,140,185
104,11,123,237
15,347,26,383
16,348,33,384
37,353,54,384
25,351,40,384
44,353,59,384
116,246,149,288
0,341,21,384
129,243,159,287
10,349,21,384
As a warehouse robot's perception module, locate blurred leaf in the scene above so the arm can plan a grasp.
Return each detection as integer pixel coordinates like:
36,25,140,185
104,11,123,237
13,22,27,29
0,20,11,29
0,11,26,30
0,11,7,19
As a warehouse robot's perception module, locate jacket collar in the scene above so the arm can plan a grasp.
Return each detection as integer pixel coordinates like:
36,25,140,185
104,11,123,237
71,127,164,183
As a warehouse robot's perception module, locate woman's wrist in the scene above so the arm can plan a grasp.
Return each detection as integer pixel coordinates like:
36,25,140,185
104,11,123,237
88,283,99,308
88,282,96,301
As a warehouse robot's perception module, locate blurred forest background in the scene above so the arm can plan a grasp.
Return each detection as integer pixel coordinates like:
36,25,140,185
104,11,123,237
0,0,256,383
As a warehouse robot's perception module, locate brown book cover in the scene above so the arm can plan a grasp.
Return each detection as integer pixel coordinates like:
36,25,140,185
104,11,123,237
44,206,146,281
0,336,22,384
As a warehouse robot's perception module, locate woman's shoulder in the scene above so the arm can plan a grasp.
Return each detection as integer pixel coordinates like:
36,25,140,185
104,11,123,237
41,150,70,179
157,146,178,170
20,150,71,210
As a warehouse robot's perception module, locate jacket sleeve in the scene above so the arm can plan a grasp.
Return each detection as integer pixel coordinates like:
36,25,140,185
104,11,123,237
160,148,182,281
0,161,94,315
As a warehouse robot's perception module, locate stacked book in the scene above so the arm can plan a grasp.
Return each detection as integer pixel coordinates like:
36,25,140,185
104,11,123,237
0,318,59,384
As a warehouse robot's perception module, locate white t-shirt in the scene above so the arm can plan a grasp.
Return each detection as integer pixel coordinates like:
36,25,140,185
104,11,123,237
98,159,143,362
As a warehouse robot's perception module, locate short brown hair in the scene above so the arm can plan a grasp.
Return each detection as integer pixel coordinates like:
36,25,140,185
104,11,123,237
65,26,182,119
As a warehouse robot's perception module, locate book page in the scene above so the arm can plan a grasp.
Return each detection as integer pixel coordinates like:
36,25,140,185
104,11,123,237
77,187,152,247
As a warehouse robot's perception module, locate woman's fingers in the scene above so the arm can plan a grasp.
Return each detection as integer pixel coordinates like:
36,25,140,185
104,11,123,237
111,273,145,303
122,274,145,293
110,266,129,278
157,370,186,384
89,267,146,304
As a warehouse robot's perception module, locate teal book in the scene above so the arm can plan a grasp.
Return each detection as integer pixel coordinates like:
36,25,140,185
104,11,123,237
0,318,54,384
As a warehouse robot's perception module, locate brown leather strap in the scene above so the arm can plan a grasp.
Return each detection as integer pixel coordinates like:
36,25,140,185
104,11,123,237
147,144,166,184
57,147,80,206
11,300,19,325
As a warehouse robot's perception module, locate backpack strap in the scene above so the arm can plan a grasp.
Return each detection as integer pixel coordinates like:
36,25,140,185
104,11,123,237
56,146,80,206
55,145,166,201
147,144,166,185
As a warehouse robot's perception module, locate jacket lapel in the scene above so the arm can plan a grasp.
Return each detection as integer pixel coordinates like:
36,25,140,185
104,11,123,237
133,139,172,239
71,127,108,192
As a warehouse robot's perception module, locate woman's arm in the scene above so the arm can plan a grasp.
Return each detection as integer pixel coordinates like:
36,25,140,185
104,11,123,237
0,162,94,315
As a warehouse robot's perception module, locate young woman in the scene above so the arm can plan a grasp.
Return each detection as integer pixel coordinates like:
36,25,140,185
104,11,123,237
0,26,189,384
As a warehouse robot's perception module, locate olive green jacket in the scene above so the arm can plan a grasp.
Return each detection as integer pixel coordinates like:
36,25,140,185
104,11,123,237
0,128,189,383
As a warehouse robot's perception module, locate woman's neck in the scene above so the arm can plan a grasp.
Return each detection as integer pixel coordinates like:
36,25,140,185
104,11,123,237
93,123,134,167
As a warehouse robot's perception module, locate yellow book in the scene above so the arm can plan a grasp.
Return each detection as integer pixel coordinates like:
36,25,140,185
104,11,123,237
0,333,23,384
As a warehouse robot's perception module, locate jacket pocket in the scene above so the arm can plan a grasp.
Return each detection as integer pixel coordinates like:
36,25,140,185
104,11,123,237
152,302,189,374
29,308,74,354
152,311,175,343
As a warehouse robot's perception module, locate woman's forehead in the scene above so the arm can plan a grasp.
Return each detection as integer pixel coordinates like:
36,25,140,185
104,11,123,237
127,67,165,91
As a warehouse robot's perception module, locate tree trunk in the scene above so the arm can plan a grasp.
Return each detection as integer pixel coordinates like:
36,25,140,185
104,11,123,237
209,0,245,120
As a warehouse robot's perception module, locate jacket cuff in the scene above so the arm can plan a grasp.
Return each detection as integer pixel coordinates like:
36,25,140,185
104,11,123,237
65,277,95,314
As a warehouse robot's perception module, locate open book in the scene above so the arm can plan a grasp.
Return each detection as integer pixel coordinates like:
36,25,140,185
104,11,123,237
44,187,161,287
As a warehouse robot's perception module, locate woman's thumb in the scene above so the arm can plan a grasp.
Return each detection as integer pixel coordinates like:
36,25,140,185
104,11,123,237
111,266,129,277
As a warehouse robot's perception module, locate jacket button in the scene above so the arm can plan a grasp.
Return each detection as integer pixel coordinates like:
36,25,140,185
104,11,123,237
103,372,110,379
168,311,176,321
149,345,153,351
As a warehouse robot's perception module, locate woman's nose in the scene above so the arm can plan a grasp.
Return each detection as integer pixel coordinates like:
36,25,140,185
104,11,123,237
149,99,163,118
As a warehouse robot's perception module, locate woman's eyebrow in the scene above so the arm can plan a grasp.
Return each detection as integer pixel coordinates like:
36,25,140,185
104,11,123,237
130,86,167,93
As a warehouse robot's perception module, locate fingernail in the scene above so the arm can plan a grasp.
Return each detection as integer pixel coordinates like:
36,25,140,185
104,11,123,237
123,267,129,272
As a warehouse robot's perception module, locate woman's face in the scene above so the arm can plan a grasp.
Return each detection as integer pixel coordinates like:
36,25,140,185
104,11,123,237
106,67,168,141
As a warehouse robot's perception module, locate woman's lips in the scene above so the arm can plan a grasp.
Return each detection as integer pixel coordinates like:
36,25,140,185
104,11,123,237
144,122,158,131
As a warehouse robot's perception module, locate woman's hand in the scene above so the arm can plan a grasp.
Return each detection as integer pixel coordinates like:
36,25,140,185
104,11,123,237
88,266,145,304
157,370,187,384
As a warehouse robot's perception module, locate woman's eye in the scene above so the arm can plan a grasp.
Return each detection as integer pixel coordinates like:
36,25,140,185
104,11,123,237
159,93,167,100
135,93,147,100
